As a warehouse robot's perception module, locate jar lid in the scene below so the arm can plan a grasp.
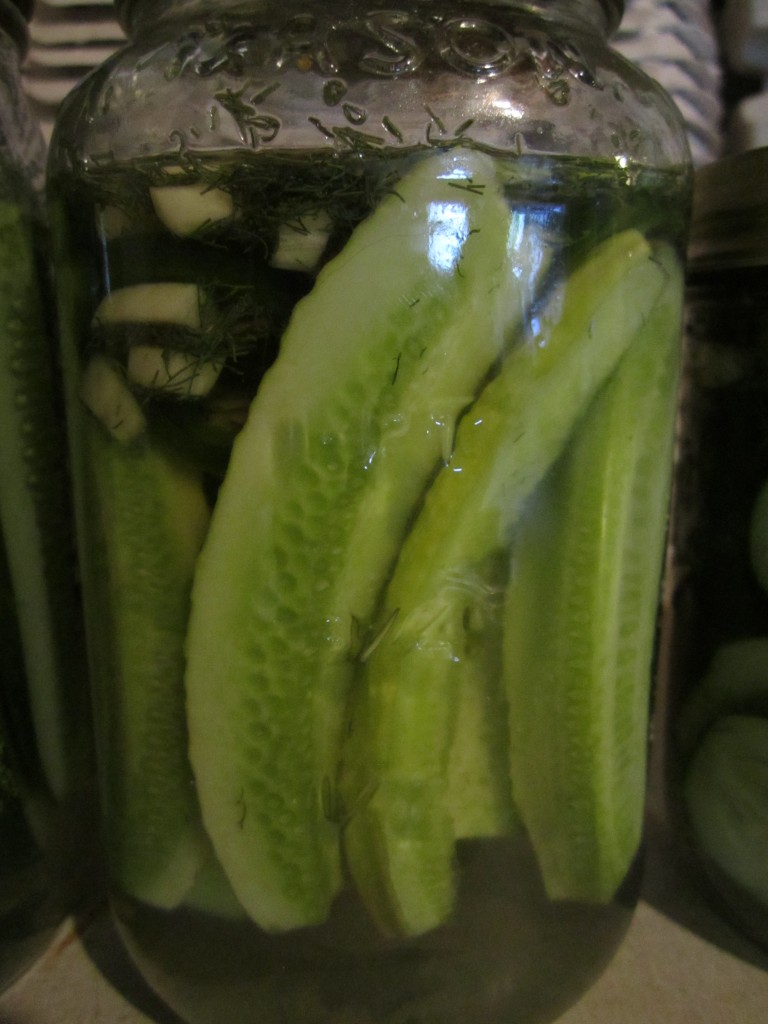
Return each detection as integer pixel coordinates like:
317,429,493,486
688,147,768,269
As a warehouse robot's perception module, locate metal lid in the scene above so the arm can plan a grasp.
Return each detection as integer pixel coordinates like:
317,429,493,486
688,147,768,269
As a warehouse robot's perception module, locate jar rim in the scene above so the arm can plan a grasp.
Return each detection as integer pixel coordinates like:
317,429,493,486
114,0,625,41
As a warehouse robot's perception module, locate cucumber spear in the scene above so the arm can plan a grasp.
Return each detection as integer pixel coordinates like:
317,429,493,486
503,244,683,903
340,230,676,936
184,149,547,932
84,423,211,908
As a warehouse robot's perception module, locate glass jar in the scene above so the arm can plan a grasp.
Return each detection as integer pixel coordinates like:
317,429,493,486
46,0,691,1020
663,148,768,949
0,0,95,993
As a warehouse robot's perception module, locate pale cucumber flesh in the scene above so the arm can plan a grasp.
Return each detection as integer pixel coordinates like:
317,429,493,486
184,149,547,932
340,231,675,935
683,715,768,905
676,637,768,757
503,246,682,902
0,201,86,800
84,421,210,908
446,552,519,841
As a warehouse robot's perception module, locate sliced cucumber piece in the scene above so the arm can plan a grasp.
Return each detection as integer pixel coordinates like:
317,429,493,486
502,244,682,903
182,847,248,920
446,556,519,840
677,638,768,757
0,532,27,805
185,149,541,932
447,680,518,841
684,714,768,905
0,201,85,798
85,421,210,907
340,230,673,936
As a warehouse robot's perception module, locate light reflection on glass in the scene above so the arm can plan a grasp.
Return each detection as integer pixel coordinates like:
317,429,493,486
427,201,469,272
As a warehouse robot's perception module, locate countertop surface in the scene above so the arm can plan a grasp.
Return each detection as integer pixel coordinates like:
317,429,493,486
1,810,767,1024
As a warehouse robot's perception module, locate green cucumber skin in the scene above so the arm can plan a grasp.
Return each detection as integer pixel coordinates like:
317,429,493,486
184,149,537,933
0,201,85,799
683,714,768,905
85,422,210,908
340,230,671,937
503,245,683,903
446,554,520,841
343,555,521,937
677,638,768,758
368,229,661,591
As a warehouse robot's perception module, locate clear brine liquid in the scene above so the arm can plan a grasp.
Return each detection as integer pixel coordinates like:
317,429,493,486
116,839,640,1024
49,146,689,1024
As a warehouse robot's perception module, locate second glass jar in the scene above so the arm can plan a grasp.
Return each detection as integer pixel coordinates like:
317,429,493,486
47,1,691,1021
0,0,96,992
663,148,768,950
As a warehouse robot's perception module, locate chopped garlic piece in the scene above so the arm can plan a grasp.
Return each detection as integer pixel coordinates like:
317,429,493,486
127,346,223,398
93,283,202,331
271,211,333,271
150,182,234,236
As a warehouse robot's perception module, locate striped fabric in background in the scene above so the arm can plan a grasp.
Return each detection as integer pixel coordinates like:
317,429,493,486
21,0,124,141
614,0,724,164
